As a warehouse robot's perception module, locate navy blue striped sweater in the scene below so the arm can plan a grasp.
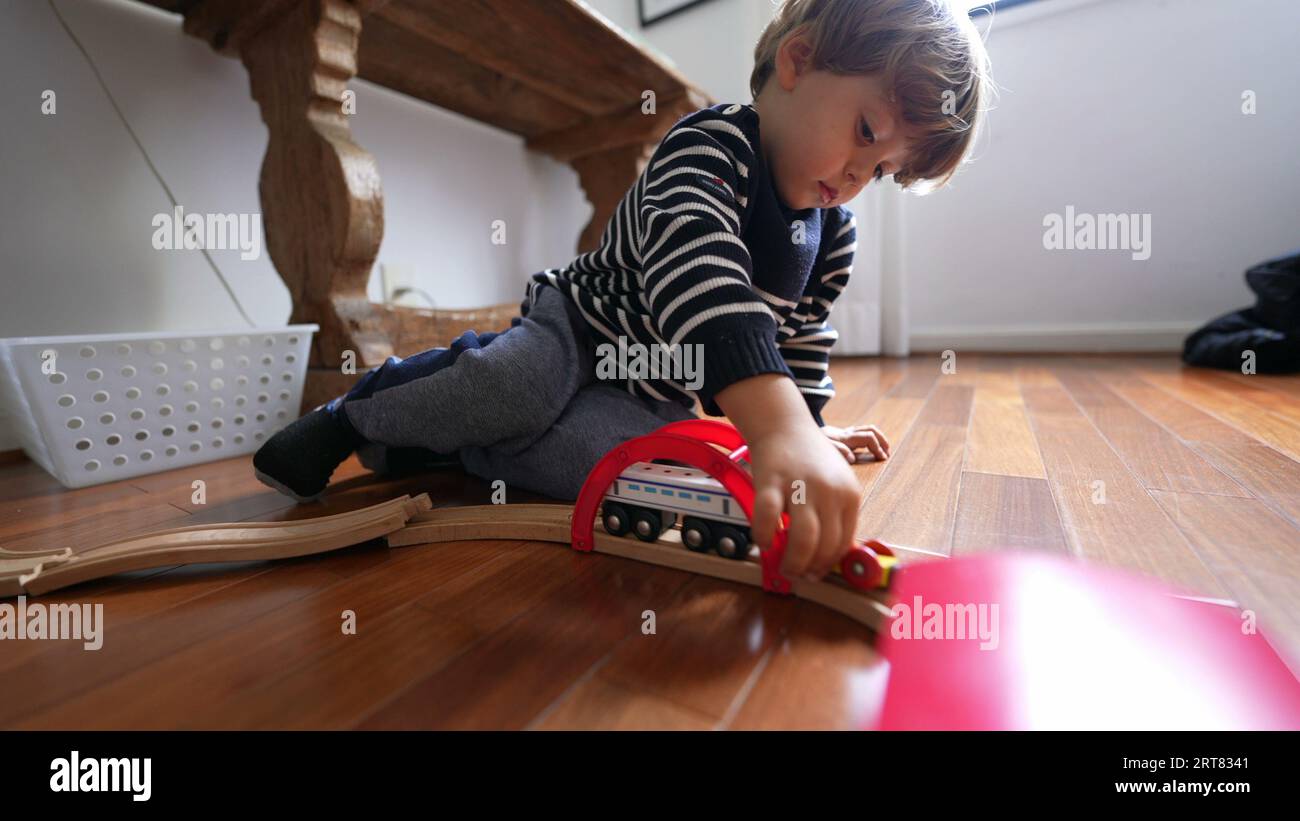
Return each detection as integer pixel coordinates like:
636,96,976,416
520,102,857,426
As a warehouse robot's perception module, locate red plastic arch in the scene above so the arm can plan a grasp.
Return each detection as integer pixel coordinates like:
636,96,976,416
571,419,797,593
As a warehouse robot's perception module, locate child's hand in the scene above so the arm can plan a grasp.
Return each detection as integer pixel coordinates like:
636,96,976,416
747,425,864,581
820,423,891,464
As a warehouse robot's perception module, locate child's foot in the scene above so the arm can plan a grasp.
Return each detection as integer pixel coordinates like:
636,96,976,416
382,446,462,476
252,406,360,502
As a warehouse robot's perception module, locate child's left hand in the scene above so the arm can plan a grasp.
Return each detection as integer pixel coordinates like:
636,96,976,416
820,424,891,464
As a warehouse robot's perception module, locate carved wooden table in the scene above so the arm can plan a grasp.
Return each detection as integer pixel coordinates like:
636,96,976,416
137,0,712,408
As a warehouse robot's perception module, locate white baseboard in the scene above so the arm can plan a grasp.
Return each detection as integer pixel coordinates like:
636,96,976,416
909,321,1198,353
828,300,882,356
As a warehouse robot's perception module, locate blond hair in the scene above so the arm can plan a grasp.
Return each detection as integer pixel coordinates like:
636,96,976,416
751,0,993,190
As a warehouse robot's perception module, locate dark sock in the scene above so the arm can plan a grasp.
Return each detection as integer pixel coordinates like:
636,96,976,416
252,403,365,502
324,395,364,444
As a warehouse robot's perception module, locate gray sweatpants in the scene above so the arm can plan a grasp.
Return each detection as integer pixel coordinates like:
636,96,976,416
341,285,698,501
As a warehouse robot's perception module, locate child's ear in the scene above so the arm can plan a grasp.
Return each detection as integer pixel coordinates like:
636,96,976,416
777,30,816,86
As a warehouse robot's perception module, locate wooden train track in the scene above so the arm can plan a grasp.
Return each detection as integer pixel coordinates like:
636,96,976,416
4,492,922,633
0,494,432,598
390,503,907,631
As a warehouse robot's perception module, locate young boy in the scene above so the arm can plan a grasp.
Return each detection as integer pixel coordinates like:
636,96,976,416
253,0,990,582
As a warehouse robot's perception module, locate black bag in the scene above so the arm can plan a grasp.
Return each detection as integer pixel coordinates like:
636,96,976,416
1182,249,1300,373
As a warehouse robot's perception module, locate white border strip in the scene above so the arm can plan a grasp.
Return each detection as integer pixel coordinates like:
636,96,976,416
909,321,1198,353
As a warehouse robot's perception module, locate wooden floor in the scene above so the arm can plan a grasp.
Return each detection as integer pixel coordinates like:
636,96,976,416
1,354,1297,729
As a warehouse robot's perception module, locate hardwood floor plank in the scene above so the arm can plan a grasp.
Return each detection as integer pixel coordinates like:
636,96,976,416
591,576,799,720
951,471,1068,555
1055,366,1249,496
1,500,193,554
532,673,716,730
1106,376,1300,528
1013,359,1064,388
189,604,482,730
856,384,973,553
1104,373,1261,447
1138,367,1300,461
411,540,609,637
128,455,282,512
964,370,1046,479
1149,490,1300,675
845,367,940,502
1021,383,1228,597
0,561,274,678
821,357,908,429
0,557,352,726
0,481,158,542
725,601,886,730
354,557,693,729
0,461,77,503
20,540,526,729
1186,369,1300,425
1184,443,1300,530
1219,369,1300,404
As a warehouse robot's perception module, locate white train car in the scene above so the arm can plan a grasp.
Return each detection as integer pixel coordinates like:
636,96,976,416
600,460,754,560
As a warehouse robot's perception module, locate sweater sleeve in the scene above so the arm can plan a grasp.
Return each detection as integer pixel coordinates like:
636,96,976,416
637,119,793,417
778,207,856,426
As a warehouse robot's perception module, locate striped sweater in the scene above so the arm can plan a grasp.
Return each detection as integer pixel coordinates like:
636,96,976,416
520,102,857,426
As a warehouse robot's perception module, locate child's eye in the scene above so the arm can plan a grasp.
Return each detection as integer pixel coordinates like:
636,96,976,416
859,118,876,144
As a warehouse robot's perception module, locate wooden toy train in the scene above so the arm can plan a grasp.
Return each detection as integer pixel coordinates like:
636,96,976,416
574,418,898,594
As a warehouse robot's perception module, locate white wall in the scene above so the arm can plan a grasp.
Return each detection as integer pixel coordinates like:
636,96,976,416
0,0,591,450
905,0,1300,351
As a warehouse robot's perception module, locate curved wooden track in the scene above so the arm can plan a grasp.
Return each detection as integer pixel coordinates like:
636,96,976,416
390,503,908,632
3,493,930,633
0,494,432,598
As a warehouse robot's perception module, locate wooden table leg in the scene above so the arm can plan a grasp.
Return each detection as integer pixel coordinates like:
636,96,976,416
239,0,391,371
570,142,656,254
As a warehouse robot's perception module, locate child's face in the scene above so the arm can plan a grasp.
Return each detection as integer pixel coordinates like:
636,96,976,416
755,33,915,211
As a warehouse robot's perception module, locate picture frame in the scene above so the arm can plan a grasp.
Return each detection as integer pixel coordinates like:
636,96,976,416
638,0,718,28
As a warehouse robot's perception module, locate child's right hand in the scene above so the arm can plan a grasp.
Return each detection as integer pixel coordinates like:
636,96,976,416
746,424,864,582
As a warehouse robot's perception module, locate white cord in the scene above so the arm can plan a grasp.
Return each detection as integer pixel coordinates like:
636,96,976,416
46,0,258,329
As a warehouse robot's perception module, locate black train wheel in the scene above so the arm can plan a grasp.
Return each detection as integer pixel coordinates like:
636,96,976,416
630,506,667,543
601,502,630,537
680,516,712,553
712,524,752,560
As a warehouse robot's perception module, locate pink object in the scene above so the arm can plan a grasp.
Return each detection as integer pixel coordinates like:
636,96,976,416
873,552,1300,730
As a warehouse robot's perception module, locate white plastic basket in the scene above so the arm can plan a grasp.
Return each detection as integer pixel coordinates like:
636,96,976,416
0,325,318,488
